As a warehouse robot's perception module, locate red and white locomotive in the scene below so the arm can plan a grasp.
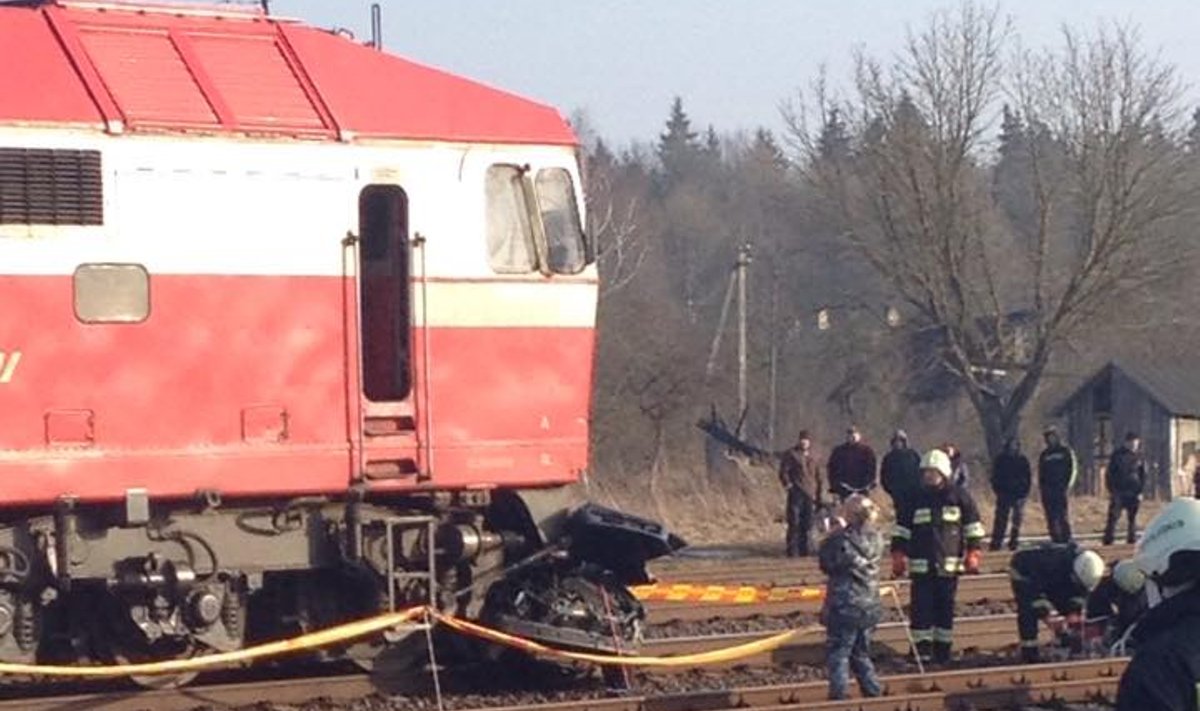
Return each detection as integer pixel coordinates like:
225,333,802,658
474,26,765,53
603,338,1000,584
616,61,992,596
0,0,679,679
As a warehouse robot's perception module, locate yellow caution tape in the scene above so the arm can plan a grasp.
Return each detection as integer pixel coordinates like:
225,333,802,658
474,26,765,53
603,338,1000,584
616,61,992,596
0,583,890,677
432,610,822,667
631,582,825,604
634,582,898,605
0,606,426,677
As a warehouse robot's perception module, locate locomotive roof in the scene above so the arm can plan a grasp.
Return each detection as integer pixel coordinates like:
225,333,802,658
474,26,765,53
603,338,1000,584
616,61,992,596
0,0,577,145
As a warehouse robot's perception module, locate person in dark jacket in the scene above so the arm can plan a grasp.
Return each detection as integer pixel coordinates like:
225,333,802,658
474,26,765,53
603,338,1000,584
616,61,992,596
828,426,877,502
990,438,1032,551
779,429,823,557
1103,432,1146,545
1115,498,1200,711
1009,542,1105,662
880,429,921,520
1037,426,1077,543
819,494,885,700
891,449,986,665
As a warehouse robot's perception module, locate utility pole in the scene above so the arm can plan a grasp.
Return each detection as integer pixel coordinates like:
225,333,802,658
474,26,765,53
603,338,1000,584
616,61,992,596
767,263,779,449
736,243,751,420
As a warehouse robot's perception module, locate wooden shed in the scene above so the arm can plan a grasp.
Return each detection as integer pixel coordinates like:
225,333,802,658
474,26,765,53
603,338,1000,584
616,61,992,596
1053,361,1200,499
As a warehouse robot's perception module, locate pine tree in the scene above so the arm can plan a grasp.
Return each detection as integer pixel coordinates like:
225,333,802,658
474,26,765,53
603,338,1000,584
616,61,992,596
1187,107,1200,155
657,97,702,187
817,108,851,163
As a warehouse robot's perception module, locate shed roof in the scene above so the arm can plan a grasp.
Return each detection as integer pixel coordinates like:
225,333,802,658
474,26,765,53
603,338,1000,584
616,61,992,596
1056,360,1200,418
0,0,576,145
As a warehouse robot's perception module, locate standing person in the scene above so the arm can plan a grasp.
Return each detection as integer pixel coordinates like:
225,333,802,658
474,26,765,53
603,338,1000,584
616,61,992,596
891,449,986,665
819,494,885,701
1114,498,1200,711
1103,432,1147,545
880,429,921,520
1038,426,1077,543
779,429,823,558
1008,542,1105,662
944,443,970,489
828,425,878,503
990,438,1032,551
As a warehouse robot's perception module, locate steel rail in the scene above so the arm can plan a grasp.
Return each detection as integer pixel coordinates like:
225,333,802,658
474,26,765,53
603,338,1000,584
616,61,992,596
0,612,1059,710
477,656,1128,711
643,613,1029,668
0,653,1127,711
650,541,1136,586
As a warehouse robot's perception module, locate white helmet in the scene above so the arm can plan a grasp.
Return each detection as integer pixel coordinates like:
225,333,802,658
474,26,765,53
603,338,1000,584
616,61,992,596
920,449,952,478
1072,549,1105,591
1113,559,1146,595
1135,498,1200,581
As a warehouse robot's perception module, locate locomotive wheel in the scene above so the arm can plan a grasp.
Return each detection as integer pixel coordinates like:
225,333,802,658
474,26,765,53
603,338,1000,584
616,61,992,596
109,638,199,689
346,631,428,675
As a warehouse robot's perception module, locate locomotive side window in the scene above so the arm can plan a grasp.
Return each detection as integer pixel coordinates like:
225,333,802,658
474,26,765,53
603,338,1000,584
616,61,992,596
0,147,103,225
534,168,586,274
485,165,537,273
74,264,149,323
359,185,412,402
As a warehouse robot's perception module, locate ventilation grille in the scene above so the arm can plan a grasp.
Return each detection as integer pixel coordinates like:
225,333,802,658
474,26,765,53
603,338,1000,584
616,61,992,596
0,148,103,225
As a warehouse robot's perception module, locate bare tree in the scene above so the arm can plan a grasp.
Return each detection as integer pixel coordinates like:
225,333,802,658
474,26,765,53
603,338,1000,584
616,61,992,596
791,4,1196,456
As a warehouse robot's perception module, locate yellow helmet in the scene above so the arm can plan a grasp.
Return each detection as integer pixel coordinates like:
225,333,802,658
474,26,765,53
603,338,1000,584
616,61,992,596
920,449,952,478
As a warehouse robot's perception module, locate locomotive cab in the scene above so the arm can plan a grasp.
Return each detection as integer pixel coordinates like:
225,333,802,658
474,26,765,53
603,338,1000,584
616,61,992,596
0,0,682,686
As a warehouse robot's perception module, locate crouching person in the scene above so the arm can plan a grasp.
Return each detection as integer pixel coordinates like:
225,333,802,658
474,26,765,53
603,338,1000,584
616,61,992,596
819,494,885,700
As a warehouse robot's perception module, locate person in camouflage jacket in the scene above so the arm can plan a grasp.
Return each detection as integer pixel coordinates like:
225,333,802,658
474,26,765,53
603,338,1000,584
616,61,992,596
819,494,885,700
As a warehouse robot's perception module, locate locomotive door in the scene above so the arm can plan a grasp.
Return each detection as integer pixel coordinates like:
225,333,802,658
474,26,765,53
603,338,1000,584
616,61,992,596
354,184,424,481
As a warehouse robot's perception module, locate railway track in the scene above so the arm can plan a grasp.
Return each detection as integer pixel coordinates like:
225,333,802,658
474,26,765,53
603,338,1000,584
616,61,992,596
645,571,1014,624
649,541,1137,587
643,613,1031,668
0,649,1124,711
477,657,1128,711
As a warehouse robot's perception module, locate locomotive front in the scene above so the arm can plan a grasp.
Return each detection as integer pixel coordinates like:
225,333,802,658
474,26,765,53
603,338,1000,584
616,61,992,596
0,0,682,684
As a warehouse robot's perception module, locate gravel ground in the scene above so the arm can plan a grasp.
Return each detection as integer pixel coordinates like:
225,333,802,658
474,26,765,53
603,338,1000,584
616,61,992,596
644,599,1015,638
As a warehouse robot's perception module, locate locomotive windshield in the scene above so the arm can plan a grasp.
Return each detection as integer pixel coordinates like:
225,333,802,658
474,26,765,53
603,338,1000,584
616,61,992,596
485,165,538,273
535,168,586,275
485,163,587,275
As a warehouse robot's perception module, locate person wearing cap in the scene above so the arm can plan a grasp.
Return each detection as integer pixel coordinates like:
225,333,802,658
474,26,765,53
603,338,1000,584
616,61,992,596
880,429,921,520
819,494,884,700
828,425,877,503
891,448,986,665
779,429,824,557
1102,432,1147,545
1115,498,1200,711
1008,542,1106,663
1085,559,1148,653
990,437,1032,551
1037,426,1077,543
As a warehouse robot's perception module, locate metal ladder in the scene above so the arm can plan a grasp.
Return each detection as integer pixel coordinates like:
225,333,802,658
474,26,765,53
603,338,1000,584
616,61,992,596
374,514,443,706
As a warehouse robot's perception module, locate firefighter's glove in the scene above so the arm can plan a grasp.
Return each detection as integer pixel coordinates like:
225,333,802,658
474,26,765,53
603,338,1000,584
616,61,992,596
964,549,983,574
891,551,908,578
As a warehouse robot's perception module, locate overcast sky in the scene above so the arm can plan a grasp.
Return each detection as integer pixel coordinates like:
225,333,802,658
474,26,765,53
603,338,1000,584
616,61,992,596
271,1,1199,146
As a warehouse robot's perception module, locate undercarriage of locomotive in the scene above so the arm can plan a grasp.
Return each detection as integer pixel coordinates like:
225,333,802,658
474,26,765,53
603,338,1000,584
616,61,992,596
0,488,684,687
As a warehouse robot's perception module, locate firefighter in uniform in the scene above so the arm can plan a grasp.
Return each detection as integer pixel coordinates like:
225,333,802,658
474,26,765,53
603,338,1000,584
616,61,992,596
1085,559,1147,654
1008,542,1105,663
1116,498,1200,711
891,448,985,665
